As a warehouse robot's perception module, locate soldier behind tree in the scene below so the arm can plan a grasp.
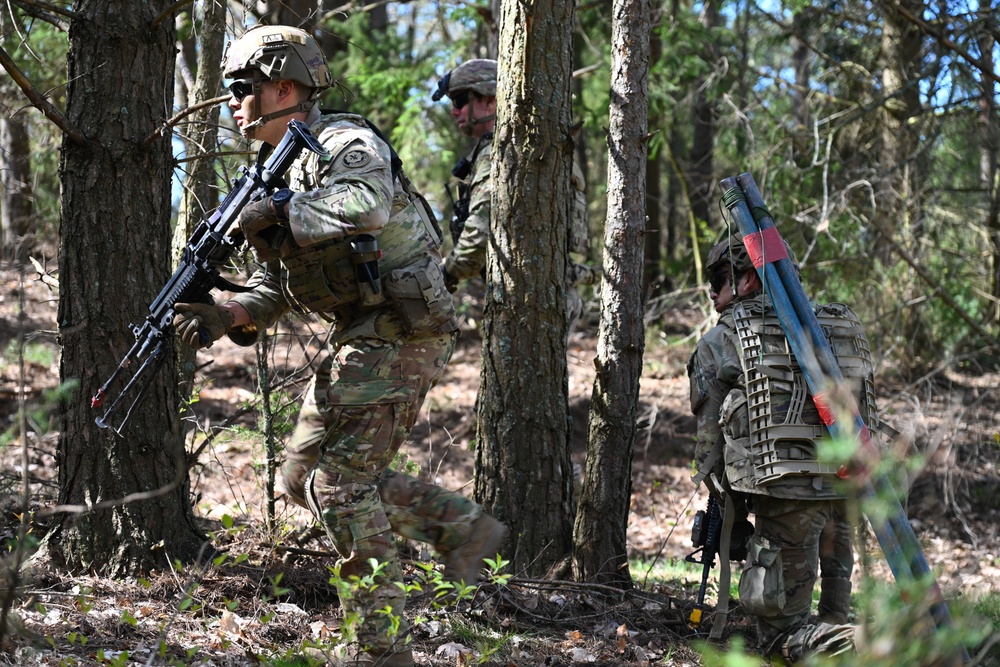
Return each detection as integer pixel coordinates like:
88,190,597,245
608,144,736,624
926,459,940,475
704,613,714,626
432,58,598,338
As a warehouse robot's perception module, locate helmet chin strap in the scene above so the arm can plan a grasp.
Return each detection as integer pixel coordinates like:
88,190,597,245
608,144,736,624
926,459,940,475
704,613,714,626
241,70,316,139
242,100,315,138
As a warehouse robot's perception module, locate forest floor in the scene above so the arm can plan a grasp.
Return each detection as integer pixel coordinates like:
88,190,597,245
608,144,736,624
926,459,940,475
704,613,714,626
1,261,999,666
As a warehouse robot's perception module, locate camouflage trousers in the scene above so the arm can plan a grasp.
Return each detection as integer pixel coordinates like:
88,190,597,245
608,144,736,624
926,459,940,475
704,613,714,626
741,496,856,661
286,329,481,654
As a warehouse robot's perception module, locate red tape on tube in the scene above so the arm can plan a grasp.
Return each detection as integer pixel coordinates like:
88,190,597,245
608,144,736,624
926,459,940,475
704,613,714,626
743,227,788,268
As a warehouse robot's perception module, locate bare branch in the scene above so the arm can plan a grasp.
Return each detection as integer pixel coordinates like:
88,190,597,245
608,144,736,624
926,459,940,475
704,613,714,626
143,94,230,147
11,0,79,25
888,2,1000,87
0,43,87,144
151,0,194,28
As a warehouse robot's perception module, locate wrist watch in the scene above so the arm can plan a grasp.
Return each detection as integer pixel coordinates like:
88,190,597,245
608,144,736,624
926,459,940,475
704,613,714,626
271,188,293,222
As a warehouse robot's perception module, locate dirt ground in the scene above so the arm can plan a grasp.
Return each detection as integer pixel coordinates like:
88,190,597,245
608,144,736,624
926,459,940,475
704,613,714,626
1,262,999,666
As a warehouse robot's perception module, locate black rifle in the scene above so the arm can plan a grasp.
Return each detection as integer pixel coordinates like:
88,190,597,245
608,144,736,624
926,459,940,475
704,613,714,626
91,119,327,433
685,494,722,628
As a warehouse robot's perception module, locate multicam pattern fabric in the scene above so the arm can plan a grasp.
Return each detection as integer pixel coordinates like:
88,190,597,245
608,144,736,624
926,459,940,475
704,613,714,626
228,108,454,340
443,137,491,282
227,107,474,657
443,138,595,333
687,294,864,661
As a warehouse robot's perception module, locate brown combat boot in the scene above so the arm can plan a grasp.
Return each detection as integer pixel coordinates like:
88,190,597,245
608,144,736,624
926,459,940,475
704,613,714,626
443,513,508,585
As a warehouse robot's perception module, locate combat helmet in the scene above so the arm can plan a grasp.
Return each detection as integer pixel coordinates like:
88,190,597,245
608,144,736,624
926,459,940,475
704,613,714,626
706,236,753,280
223,25,332,90
706,234,797,289
432,59,497,101
222,25,332,138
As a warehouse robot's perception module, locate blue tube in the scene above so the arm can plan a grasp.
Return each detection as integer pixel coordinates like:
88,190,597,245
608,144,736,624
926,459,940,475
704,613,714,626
719,175,962,653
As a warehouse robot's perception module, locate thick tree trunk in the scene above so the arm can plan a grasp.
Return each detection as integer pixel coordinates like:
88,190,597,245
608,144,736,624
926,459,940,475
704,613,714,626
54,1,205,575
476,0,576,577
570,0,648,587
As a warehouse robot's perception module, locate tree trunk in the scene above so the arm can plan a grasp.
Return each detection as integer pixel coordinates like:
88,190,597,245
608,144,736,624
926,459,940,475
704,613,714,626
876,0,923,264
0,111,34,262
644,26,662,294
571,0,648,587
0,6,35,262
54,1,205,575
174,0,226,400
476,0,576,577
978,15,1000,324
688,0,719,230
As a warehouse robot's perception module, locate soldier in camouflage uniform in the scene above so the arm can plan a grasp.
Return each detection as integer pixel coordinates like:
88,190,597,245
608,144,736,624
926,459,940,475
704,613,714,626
687,235,869,663
173,25,506,667
431,59,598,337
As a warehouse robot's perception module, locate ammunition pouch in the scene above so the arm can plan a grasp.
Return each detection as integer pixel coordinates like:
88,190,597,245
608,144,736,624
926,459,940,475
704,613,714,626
383,256,458,336
281,240,357,317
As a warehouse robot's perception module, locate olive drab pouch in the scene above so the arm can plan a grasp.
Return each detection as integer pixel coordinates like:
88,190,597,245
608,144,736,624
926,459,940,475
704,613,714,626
383,257,457,336
281,239,358,316
738,535,786,616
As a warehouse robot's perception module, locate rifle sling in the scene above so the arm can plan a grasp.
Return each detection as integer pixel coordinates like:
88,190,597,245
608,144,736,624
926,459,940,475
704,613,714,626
709,490,737,640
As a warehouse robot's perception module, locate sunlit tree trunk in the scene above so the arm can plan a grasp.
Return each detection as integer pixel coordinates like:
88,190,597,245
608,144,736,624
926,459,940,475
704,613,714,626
476,0,576,577
0,112,34,262
55,0,205,574
571,0,648,587
174,0,226,399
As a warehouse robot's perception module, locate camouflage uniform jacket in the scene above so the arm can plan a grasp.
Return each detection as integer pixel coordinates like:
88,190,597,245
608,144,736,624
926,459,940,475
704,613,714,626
444,136,492,281
687,302,744,485
228,107,454,344
444,137,595,287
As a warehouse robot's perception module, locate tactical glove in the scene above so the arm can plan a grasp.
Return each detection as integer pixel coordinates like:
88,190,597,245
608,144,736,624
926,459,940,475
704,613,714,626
239,197,286,261
174,302,235,350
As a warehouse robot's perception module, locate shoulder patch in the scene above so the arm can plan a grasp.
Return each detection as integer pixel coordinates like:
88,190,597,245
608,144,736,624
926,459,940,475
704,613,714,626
342,150,371,169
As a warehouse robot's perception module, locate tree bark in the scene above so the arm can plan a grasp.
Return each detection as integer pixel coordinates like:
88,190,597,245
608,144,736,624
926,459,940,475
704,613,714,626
476,0,576,577
876,0,924,264
644,26,662,293
0,9,35,262
0,111,34,262
54,0,205,575
688,0,719,230
571,0,648,587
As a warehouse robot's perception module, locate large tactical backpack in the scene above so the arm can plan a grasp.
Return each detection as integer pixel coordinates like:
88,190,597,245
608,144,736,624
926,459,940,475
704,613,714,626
724,299,879,499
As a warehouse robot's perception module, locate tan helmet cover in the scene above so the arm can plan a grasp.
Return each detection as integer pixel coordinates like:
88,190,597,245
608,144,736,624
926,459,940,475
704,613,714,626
223,25,332,90
448,59,497,97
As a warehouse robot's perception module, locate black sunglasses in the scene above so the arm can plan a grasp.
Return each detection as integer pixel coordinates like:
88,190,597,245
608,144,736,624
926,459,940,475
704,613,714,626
228,79,257,103
450,91,470,110
709,266,732,293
